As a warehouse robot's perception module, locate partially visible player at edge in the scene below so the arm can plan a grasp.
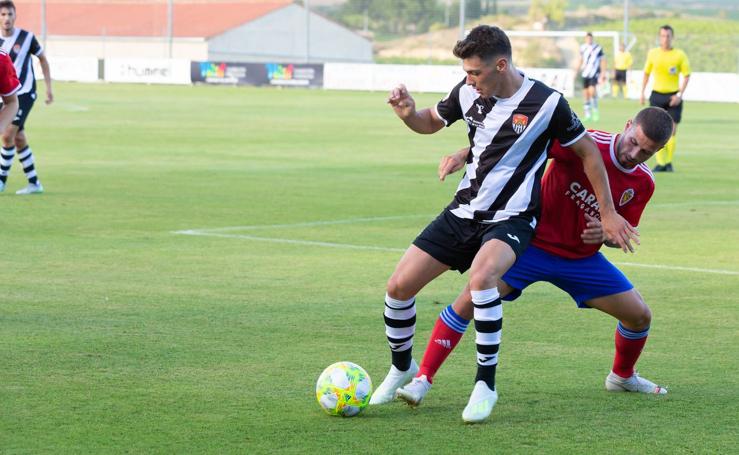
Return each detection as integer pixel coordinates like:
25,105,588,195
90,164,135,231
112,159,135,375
640,24,690,173
395,107,674,409
0,0,52,194
0,48,20,135
371,25,638,424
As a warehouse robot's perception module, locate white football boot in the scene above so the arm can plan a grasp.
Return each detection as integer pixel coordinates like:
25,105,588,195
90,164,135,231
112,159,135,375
605,371,667,394
462,380,498,423
396,374,432,406
369,359,419,405
16,182,44,195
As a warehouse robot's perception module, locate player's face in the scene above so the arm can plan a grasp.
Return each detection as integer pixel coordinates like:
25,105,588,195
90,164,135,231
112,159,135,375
659,28,673,49
618,121,666,168
0,7,15,33
462,55,501,98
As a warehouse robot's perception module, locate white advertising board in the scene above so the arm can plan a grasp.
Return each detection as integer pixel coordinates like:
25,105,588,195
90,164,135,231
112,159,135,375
34,56,99,82
104,58,191,85
324,63,575,98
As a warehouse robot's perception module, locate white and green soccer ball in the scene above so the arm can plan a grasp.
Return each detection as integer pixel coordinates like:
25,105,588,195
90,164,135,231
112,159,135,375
315,361,372,417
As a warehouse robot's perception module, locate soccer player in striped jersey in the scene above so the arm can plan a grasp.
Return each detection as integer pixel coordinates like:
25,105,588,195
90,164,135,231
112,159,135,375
372,25,639,423
0,1,52,194
640,25,690,173
576,32,606,122
396,107,674,411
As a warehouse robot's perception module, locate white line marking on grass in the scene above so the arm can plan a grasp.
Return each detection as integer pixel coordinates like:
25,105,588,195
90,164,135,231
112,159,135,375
174,213,739,276
650,200,739,208
176,230,406,253
185,214,434,233
612,262,739,276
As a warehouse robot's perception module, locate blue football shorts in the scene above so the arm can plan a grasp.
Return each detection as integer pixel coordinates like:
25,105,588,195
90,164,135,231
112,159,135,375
501,245,634,308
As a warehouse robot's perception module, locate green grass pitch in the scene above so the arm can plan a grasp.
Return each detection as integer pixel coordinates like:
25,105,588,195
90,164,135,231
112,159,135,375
1,83,737,453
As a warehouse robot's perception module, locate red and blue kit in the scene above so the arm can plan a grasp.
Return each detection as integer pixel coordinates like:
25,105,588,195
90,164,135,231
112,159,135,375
533,130,655,259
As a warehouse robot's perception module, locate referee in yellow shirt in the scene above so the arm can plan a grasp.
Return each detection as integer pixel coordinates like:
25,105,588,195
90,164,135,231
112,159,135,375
641,25,691,172
613,42,632,98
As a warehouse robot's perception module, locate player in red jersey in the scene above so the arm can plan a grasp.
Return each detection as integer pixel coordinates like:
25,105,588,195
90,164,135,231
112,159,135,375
394,107,675,408
0,49,19,150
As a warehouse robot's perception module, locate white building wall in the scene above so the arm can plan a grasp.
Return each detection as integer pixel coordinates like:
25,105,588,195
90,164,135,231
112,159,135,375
42,36,208,60
207,4,372,63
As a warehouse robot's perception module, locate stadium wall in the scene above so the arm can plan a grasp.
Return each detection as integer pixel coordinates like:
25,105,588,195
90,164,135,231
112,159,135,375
38,57,739,103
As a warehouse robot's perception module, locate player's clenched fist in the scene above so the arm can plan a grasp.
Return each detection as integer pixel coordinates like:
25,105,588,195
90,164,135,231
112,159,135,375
387,84,416,119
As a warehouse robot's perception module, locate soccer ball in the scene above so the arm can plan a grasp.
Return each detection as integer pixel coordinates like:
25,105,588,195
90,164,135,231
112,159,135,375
315,361,372,417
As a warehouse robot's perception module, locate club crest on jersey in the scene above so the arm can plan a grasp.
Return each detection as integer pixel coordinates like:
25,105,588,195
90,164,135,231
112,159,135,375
512,114,528,134
619,188,635,206
12,44,20,54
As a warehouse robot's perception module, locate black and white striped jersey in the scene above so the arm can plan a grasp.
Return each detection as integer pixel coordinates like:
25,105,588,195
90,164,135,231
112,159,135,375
435,74,586,224
579,43,604,79
0,28,43,96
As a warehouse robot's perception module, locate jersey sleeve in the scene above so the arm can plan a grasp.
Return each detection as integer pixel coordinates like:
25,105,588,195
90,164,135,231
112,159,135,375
644,49,654,74
0,53,20,97
550,95,586,147
30,35,43,56
435,78,466,127
679,50,691,76
619,176,655,227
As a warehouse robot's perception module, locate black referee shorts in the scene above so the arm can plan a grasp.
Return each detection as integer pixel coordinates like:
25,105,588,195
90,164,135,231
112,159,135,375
649,91,682,124
614,70,627,83
413,209,535,274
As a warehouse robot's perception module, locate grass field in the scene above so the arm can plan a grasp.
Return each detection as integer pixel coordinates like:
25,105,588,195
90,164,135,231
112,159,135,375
1,82,738,453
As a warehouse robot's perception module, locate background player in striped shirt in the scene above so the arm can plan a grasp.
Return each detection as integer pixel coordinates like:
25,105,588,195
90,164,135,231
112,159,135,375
641,25,690,173
395,107,674,409
576,32,606,122
371,25,638,423
0,0,52,194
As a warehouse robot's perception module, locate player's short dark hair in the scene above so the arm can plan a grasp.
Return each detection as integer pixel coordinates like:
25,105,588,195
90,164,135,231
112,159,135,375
660,25,674,35
453,25,512,62
634,107,674,145
0,1,14,11
585,32,593,38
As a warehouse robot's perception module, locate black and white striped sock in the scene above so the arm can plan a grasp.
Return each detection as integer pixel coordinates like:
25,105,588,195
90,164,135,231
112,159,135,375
472,288,502,390
384,293,416,371
0,145,15,183
17,146,38,185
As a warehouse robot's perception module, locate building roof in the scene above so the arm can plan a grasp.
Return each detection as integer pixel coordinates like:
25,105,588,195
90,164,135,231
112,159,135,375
13,1,292,38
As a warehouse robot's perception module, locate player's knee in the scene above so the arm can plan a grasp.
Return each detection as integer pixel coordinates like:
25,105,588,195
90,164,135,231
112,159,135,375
14,132,27,148
468,269,500,292
385,275,414,301
1,130,15,146
627,299,652,331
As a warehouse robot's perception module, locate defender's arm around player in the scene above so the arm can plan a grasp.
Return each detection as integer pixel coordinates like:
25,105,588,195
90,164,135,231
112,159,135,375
372,25,638,424
395,107,674,410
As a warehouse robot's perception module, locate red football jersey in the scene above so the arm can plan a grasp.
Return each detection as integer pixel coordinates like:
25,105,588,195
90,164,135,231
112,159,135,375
531,130,655,259
0,51,20,97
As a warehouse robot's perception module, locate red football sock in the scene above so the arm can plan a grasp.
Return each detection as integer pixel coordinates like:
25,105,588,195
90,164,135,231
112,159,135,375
612,327,648,378
417,316,465,383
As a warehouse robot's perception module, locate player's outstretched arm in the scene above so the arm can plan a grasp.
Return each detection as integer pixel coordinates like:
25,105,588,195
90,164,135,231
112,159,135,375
438,147,469,181
387,84,445,134
568,135,639,252
38,53,53,105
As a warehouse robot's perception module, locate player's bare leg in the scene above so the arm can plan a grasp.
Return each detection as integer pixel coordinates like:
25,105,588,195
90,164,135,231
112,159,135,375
587,290,667,394
371,246,450,405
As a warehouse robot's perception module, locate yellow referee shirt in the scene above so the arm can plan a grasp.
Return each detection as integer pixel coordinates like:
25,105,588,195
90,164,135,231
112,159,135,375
614,50,633,71
644,48,691,93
